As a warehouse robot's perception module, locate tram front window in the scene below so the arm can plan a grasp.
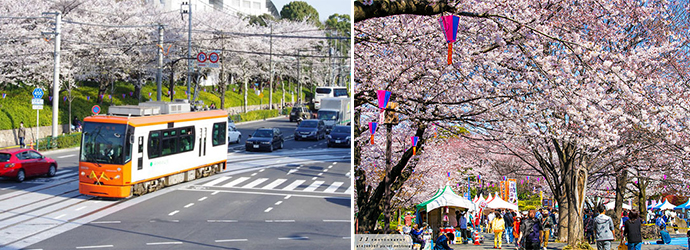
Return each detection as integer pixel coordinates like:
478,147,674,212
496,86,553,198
81,122,127,164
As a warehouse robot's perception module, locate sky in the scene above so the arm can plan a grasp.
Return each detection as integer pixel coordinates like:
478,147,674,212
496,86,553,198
271,0,352,22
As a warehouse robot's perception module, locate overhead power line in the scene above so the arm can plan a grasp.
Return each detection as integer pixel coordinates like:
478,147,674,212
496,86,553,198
62,19,158,28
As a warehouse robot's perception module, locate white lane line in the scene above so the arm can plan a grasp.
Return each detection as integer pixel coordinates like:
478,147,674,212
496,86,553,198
328,165,333,169
346,172,351,177
90,221,121,224
150,220,179,223
287,169,298,175
323,169,329,172
324,182,344,193
146,242,182,245
303,181,324,192
198,197,208,201
282,180,305,191
265,220,295,222
54,214,67,219
262,179,286,189
333,162,337,164
212,191,220,195
57,154,75,159
317,173,323,176
250,173,257,176
323,219,350,223
274,201,283,205
168,210,179,216
184,203,194,208
284,195,291,199
311,177,318,180
76,245,113,249
276,160,282,163
0,186,16,190
221,177,250,187
215,239,248,242
202,176,231,187
207,220,238,223
241,178,268,188
279,237,309,240
75,206,87,211
343,237,351,239
264,207,273,212
344,186,352,194
259,169,265,172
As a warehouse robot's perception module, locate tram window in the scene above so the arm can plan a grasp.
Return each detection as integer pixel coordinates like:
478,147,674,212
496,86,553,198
161,130,178,156
148,131,161,158
179,127,195,152
212,122,226,146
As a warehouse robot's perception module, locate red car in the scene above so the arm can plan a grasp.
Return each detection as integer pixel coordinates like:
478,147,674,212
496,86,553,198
0,148,58,182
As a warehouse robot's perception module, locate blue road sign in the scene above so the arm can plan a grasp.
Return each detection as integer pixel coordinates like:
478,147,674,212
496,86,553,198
92,105,101,115
32,88,44,99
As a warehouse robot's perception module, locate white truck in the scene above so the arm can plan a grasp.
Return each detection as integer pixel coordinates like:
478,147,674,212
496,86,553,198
317,97,351,133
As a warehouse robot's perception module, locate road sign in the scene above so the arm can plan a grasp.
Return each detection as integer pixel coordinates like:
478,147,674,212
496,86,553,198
92,105,101,115
32,105,43,110
197,50,220,68
31,98,44,105
32,88,44,99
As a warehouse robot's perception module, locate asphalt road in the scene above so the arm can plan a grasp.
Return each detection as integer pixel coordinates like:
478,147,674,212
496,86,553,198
0,117,352,250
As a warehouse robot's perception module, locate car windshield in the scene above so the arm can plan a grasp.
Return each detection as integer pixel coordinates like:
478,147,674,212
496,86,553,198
80,122,128,165
332,127,350,133
252,130,273,138
0,153,10,162
316,88,331,94
318,111,338,120
299,121,318,128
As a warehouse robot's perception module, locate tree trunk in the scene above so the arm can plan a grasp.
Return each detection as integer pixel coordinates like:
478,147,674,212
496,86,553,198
614,168,628,239
558,198,569,243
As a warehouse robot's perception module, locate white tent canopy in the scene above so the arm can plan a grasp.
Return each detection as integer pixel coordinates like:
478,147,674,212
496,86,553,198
604,202,631,210
653,199,676,210
416,186,475,212
487,195,519,211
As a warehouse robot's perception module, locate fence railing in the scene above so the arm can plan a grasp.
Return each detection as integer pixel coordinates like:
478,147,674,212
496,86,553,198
36,132,82,151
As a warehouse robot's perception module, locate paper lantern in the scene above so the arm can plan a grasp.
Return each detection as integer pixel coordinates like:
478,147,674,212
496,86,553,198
108,94,112,99
411,136,419,155
1,93,5,98
438,15,460,65
122,94,125,98
129,92,133,96
87,96,90,100
377,90,391,111
369,122,378,144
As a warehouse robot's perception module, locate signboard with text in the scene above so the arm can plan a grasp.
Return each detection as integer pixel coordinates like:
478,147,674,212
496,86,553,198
197,50,220,68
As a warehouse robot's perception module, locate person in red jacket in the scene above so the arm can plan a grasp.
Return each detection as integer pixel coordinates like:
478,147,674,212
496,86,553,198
514,215,521,248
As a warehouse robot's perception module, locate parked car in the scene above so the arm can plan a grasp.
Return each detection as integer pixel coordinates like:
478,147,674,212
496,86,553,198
227,121,242,144
327,125,351,148
0,148,58,182
245,128,284,152
294,119,326,141
289,106,312,122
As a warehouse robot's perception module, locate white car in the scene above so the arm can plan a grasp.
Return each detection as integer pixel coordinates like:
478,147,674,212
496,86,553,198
228,124,242,144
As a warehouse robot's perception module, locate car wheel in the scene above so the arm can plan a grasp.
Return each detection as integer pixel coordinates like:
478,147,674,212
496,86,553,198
279,141,284,149
295,136,299,141
16,169,25,183
236,135,241,144
47,164,56,177
269,144,274,152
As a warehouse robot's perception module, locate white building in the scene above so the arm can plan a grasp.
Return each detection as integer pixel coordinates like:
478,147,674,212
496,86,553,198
153,0,280,18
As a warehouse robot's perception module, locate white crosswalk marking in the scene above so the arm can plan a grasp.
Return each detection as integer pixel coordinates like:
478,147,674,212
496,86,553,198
344,186,352,194
221,177,250,187
241,178,268,188
282,180,306,191
303,181,324,192
324,182,343,193
203,176,231,187
262,179,287,189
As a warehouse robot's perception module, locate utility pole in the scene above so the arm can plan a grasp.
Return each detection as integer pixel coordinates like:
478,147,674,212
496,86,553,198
42,11,61,139
181,1,192,102
243,78,248,113
268,23,273,110
297,50,301,104
156,24,164,101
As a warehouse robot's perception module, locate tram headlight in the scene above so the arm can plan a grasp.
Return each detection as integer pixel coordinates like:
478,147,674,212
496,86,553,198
81,172,85,176
114,175,120,180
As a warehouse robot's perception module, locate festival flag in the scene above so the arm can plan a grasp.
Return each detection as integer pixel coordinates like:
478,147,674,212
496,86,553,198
369,122,378,144
438,15,460,65
411,136,419,155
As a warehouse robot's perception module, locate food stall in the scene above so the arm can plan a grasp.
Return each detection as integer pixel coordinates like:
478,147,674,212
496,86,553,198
415,185,475,243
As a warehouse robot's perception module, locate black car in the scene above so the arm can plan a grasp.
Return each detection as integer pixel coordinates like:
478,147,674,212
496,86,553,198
289,106,311,122
327,126,351,147
245,128,284,152
294,119,326,141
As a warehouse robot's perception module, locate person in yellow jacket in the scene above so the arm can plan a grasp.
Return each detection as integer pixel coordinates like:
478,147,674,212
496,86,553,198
491,211,506,249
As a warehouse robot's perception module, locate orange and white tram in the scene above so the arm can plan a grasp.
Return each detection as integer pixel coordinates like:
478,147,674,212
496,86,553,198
78,101,228,198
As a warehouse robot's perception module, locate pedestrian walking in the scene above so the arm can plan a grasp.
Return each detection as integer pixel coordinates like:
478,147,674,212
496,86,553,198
513,214,521,248
594,203,615,250
585,210,595,244
540,208,553,250
622,210,643,250
17,122,26,148
518,209,542,250
491,212,505,249
503,210,514,244
458,211,469,244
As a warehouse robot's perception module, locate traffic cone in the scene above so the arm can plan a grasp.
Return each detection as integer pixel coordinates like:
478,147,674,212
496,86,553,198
29,140,33,150
473,231,480,245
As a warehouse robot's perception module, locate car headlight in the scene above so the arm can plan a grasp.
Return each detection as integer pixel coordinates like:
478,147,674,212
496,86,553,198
346,136,351,140
309,131,316,135
327,135,332,139
4,163,14,168
245,141,251,144
261,141,270,145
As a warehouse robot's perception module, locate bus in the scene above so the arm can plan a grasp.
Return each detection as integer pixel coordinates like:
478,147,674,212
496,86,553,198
78,100,227,198
314,86,348,110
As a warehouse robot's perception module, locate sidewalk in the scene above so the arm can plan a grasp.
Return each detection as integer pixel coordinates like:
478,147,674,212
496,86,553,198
446,232,685,250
